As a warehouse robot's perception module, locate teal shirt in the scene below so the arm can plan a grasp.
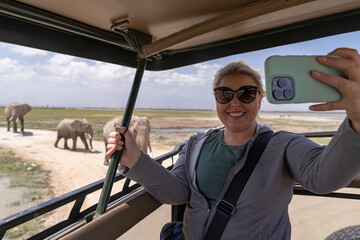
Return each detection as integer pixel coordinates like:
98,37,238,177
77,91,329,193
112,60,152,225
196,129,247,208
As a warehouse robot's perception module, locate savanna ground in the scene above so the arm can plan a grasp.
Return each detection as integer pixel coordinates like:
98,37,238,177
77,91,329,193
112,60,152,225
0,108,359,239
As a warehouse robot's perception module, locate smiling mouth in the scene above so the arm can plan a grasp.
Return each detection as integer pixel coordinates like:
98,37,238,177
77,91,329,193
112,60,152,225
228,112,245,117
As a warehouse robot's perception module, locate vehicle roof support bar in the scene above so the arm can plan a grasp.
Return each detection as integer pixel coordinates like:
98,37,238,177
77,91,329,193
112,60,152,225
94,58,147,219
0,0,133,51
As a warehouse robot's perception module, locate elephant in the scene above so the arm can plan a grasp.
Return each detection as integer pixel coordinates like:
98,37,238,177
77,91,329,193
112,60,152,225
5,103,32,134
54,118,93,151
103,115,152,165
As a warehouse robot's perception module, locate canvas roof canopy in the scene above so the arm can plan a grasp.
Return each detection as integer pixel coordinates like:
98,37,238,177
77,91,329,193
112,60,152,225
1,0,360,70
1,2,360,239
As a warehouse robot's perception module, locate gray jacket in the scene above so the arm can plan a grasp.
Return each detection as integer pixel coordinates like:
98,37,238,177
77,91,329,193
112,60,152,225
124,118,360,240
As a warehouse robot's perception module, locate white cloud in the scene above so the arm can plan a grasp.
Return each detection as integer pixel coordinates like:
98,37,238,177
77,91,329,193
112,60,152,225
4,70,38,82
0,58,19,73
0,58,38,82
1,51,221,98
10,45,47,56
89,62,135,82
35,54,136,92
150,63,220,86
48,54,74,65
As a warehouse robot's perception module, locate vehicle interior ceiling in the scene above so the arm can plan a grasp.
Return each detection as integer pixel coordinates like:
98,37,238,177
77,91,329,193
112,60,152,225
1,0,360,70
1,0,360,239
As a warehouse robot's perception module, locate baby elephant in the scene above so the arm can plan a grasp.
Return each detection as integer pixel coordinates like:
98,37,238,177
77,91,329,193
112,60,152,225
5,103,32,134
54,118,93,151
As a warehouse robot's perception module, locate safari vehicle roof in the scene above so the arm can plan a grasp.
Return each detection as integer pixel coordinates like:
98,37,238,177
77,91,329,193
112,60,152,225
2,1,360,239
1,0,360,70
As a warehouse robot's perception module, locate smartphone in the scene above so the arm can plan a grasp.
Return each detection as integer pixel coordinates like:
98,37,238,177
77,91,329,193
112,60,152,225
265,55,343,104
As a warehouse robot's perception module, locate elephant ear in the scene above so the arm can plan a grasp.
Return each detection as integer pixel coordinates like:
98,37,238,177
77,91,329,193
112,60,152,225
70,119,83,132
23,104,32,114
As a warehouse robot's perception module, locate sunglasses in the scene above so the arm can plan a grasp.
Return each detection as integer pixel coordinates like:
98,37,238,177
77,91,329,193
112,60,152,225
214,85,259,104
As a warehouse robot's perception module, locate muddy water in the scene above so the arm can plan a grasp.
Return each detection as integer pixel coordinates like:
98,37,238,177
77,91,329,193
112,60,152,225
0,176,30,219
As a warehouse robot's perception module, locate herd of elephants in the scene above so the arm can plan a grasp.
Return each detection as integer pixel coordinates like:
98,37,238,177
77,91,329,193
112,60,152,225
4,102,152,165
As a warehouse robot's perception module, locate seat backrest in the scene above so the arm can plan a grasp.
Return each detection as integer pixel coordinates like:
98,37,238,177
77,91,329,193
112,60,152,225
61,192,161,240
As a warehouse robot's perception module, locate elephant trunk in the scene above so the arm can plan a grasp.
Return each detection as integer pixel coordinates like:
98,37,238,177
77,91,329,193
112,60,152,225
89,138,93,150
137,129,149,154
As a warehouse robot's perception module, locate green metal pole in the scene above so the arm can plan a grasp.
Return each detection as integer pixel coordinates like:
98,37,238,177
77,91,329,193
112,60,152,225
94,58,147,219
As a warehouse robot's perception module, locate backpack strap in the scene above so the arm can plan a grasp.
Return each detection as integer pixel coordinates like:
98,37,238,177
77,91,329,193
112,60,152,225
203,130,274,240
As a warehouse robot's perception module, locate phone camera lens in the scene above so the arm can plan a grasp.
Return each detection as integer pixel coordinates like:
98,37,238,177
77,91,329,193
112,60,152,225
277,78,288,88
283,89,294,99
273,89,283,99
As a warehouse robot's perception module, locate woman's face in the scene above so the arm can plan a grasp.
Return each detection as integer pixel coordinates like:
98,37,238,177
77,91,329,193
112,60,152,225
215,74,262,134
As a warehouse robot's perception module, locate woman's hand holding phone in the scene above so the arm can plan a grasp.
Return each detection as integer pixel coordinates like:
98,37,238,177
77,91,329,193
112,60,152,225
310,48,360,135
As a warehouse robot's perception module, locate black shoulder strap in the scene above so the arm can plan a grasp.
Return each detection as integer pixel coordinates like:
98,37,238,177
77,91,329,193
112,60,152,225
203,130,274,240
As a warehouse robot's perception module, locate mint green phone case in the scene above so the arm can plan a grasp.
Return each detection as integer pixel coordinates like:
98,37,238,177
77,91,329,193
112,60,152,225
265,55,343,104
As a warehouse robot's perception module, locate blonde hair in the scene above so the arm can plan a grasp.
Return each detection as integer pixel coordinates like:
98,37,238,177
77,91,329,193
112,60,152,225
213,61,265,96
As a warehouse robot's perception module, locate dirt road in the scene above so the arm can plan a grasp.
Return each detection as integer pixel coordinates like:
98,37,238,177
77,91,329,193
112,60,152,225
1,128,108,197
0,127,172,226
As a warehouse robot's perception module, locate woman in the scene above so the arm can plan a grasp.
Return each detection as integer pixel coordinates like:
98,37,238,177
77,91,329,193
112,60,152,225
106,48,360,240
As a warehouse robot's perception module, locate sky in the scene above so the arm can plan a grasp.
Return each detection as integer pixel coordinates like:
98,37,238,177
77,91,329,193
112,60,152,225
0,31,359,111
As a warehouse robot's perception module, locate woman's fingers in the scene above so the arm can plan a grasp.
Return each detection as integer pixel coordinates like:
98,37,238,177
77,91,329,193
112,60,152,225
316,55,349,73
106,141,123,149
311,70,348,92
105,131,124,158
106,144,116,158
328,48,360,60
105,142,123,157
107,135,123,144
310,48,360,131
115,126,128,135
108,131,118,138
317,48,360,81
309,101,347,111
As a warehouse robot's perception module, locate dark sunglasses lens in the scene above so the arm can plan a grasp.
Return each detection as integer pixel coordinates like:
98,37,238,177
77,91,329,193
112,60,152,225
214,88,234,104
237,88,257,103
